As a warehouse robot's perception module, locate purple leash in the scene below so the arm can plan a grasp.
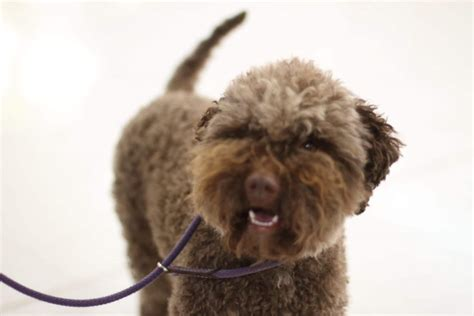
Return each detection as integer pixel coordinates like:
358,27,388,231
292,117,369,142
0,215,280,307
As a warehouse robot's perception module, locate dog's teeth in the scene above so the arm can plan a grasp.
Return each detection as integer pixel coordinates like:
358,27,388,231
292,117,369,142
249,209,256,219
271,215,278,224
248,210,279,227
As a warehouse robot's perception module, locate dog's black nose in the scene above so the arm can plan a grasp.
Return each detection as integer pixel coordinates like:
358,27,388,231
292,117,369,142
245,172,280,207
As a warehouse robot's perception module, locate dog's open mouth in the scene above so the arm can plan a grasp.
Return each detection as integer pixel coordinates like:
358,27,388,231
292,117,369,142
248,208,279,230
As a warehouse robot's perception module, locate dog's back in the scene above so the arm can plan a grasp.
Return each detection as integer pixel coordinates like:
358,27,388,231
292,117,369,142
113,12,246,315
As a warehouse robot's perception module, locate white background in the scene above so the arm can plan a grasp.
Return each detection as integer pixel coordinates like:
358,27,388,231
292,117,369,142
1,2,472,315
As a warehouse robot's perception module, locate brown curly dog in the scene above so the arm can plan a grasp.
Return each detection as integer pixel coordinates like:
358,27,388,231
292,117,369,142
114,11,402,316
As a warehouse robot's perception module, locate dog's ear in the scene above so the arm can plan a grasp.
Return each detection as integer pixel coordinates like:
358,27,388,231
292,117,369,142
195,101,221,141
355,99,403,214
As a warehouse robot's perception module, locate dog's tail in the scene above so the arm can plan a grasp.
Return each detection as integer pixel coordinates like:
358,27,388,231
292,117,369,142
166,11,246,92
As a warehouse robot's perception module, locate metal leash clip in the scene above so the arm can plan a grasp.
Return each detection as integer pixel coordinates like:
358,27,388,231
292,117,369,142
156,261,169,272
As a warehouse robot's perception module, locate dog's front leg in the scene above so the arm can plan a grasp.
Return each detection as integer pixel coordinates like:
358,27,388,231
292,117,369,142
167,275,288,316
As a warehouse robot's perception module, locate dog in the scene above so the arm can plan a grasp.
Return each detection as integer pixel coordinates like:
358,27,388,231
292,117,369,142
114,11,402,315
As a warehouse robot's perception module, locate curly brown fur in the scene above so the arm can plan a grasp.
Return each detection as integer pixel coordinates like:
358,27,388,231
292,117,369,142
354,100,404,213
114,12,402,316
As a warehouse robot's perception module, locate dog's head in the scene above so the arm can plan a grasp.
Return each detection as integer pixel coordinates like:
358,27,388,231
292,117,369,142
191,58,402,261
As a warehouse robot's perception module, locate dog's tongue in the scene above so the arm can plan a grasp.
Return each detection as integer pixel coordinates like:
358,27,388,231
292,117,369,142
253,212,275,223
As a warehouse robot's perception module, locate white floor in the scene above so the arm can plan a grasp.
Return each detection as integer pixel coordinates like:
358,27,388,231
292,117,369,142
1,3,472,315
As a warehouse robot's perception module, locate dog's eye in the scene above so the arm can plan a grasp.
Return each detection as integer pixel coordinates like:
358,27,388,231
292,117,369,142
302,137,334,153
302,139,318,151
221,128,247,139
302,137,332,152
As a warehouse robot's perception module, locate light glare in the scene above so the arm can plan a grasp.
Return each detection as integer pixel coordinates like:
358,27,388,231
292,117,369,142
19,34,98,122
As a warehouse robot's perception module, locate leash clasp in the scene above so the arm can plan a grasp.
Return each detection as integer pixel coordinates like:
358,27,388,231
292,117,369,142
157,261,169,272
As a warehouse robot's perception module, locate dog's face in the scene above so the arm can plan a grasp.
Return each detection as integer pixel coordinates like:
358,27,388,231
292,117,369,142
191,59,402,261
